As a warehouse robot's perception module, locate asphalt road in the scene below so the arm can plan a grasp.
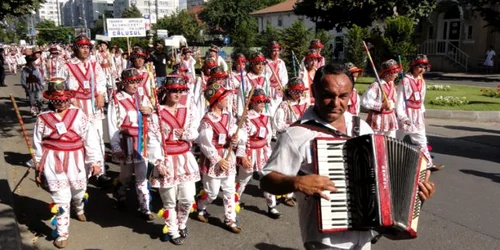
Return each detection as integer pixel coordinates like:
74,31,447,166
1,71,499,250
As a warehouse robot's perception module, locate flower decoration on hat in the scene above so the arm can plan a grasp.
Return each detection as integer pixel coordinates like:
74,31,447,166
286,77,308,93
131,47,147,60
250,88,270,105
410,54,431,69
345,62,364,74
309,39,324,49
204,83,231,107
119,68,144,86
157,75,189,100
207,67,229,86
379,59,402,77
73,34,93,49
43,78,74,103
250,52,267,65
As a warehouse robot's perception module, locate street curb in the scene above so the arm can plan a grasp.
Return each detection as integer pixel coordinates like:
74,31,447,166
425,109,500,122
0,150,22,250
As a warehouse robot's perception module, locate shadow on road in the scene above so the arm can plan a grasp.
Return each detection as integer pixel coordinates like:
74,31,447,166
428,135,500,164
0,96,35,138
460,169,500,183
255,243,299,250
432,125,500,135
4,151,31,168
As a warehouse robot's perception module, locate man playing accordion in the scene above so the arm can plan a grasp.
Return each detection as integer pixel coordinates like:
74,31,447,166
260,64,436,250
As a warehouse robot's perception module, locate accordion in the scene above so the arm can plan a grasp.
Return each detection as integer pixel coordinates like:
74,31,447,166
313,134,428,240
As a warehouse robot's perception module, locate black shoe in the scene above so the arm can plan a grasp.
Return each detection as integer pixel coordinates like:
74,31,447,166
268,206,281,219
96,175,113,188
179,227,189,238
170,236,185,245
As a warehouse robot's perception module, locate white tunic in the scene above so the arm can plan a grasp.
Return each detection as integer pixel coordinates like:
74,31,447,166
240,109,272,172
33,107,102,191
272,98,309,133
396,74,426,133
148,103,200,188
361,80,399,132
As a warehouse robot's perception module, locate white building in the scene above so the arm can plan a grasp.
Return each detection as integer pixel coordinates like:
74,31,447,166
113,0,181,22
250,0,347,60
187,0,208,9
36,0,69,26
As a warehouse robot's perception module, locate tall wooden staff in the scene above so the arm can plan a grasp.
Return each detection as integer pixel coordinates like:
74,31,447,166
268,65,298,120
362,41,387,102
224,85,256,160
10,95,40,190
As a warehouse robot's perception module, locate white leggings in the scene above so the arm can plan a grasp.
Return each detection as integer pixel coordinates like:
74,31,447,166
51,187,86,239
159,181,196,238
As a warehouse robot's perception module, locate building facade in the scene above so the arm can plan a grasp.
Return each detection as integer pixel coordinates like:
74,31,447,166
36,0,69,26
187,0,208,9
113,0,181,22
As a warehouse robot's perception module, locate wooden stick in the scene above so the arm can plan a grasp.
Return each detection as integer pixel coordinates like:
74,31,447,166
267,64,298,120
362,41,387,102
10,95,40,189
224,85,256,160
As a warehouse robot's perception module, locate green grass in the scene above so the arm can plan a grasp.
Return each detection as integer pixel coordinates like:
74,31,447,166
354,77,500,111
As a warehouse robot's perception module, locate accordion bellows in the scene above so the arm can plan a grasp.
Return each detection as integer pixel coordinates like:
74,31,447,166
313,135,428,240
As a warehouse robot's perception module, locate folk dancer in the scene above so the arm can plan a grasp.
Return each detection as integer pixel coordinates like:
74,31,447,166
108,68,155,220
196,82,246,233
266,41,288,117
229,53,247,117
96,41,117,99
192,58,217,123
299,50,321,106
260,64,436,250
171,63,193,107
240,52,270,117
6,48,18,75
33,48,45,78
148,75,200,245
61,34,112,186
207,45,228,72
361,59,400,138
300,39,326,70
181,47,197,79
44,46,66,80
33,78,102,248
237,89,281,218
344,62,363,116
131,47,156,103
396,55,444,171
21,55,45,116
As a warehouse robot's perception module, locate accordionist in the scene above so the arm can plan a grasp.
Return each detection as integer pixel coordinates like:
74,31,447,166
260,64,436,250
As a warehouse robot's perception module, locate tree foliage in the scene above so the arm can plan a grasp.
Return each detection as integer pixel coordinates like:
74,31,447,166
278,21,313,77
154,9,206,44
0,0,45,21
294,0,437,31
122,4,143,18
35,20,73,45
315,29,335,64
457,0,500,33
345,25,369,69
382,16,417,68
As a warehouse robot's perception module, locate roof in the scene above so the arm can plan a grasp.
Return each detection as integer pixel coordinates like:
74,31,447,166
250,0,297,15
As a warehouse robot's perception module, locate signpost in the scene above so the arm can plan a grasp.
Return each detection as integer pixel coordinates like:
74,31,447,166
157,29,169,39
106,18,147,38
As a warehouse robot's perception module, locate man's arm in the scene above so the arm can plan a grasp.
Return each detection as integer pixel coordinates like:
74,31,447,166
261,171,336,200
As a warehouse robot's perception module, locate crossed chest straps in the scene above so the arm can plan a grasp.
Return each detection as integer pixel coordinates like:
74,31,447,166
406,78,423,109
39,109,83,151
202,113,230,149
66,62,97,100
248,115,268,149
158,108,190,155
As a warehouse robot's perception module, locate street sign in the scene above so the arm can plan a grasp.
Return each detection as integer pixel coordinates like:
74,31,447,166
157,29,168,39
106,18,146,38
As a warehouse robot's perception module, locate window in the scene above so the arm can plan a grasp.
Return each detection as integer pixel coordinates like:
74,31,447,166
467,25,473,40
428,26,434,39
277,15,283,27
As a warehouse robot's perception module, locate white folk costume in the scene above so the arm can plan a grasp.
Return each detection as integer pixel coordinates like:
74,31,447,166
272,79,309,134
266,47,288,116
208,45,228,72
396,55,434,167
148,77,200,243
345,63,364,117
33,50,45,78
181,47,197,78
44,48,66,80
134,62,156,103
361,59,400,138
108,69,154,218
299,50,320,106
192,59,217,125
33,79,102,247
237,90,281,218
6,50,18,74
300,39,326,71
241,53,272,117
96,45,117,92
196,83,246,233
21,56,45,115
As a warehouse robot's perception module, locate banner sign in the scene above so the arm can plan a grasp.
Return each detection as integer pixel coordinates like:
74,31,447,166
106,18,146,38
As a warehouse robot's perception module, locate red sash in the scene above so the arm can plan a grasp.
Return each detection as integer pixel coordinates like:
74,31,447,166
348,91,358,114
67,61,97,100
268,61,280,88
248,114,268,149
247,75,265,88
292,103,307,117
406,78,423,109
159,107,190,155
39,109,83,150
139,72,151,98
202,113,229,149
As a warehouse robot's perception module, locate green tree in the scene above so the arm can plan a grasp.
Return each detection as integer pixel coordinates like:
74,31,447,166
345,25,369,69
231,19,259,54
256,23,281,55
122,4,143,18
294,0,437,31
457,0,500,33
91,11,113,39
314,29,335,64
0,0,45,21
154,9,206,44
382,16,417,68
279,20,313,77
35,20,73,45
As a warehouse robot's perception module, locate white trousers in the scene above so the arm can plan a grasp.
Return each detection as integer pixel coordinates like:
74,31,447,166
397,129,433,167
159,181,196,238
236,169,276,207
116,161,151,212
51,187,86,239
197,174,236,222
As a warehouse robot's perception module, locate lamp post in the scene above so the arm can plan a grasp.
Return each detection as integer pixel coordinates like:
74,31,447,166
95,10,106,36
